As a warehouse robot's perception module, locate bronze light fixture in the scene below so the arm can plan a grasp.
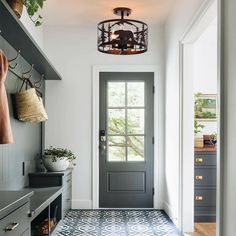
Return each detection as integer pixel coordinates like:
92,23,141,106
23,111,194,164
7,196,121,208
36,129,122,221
97,7,148,55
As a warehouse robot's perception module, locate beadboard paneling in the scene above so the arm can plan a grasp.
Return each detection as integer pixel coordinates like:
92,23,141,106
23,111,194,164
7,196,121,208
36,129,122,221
0,35,44,190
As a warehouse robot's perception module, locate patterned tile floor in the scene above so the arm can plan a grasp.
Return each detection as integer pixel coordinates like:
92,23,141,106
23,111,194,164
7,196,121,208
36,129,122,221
57,210,183,236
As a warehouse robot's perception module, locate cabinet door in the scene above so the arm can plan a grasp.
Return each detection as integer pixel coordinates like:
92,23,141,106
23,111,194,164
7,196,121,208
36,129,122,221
0,203,29,236
194,153,216,166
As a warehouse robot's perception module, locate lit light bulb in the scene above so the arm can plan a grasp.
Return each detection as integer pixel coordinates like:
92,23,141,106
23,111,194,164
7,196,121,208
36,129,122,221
111,29,119,40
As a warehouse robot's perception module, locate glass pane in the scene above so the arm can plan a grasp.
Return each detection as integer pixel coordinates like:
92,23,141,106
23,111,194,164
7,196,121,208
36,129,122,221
108,109,125,134
127,82,145,107
108,136,126,162
108,82,125,107
127,136,145,162
127,109,145,134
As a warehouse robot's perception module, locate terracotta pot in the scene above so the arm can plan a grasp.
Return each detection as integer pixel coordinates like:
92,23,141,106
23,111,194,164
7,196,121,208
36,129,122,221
7,0,23,18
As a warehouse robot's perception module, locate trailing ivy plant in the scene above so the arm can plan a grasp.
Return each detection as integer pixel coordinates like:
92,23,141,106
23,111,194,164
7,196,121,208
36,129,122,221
22,0,45,26
44,147,77,165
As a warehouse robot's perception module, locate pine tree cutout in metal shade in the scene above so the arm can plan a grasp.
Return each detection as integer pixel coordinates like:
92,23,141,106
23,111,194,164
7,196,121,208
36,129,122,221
98,8,148,55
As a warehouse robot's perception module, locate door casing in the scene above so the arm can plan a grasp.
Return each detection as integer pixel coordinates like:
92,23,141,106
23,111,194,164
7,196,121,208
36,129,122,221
92,65,164,209
179,0,222,234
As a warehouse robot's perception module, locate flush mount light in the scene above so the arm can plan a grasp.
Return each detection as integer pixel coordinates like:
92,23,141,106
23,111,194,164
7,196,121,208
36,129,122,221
97,7,148,55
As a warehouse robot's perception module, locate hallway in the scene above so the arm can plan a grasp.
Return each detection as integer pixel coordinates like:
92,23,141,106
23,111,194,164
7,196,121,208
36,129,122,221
57,210,182,236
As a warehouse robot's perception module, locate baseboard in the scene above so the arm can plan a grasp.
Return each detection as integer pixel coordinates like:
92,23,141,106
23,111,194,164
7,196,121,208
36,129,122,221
163,201,179,226
72,199,93,209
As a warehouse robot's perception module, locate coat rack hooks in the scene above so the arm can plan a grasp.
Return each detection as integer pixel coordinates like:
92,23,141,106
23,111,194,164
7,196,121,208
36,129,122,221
22,64,34,79
34,74,44,89
8,50,21,69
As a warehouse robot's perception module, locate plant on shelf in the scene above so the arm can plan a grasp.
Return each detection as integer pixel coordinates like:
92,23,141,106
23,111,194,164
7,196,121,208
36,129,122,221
194,120,205,148
7,0,45,26
194,120,205,136
43,147,77,172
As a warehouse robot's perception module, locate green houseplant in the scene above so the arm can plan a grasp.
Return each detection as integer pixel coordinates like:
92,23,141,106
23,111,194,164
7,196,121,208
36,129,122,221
43,147,77,172
194,120,205,148
7,0,45,26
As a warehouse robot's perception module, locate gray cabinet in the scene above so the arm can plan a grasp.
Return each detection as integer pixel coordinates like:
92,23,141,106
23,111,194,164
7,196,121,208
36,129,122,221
0,202,30,236
194,151,216,222
28,169,72,218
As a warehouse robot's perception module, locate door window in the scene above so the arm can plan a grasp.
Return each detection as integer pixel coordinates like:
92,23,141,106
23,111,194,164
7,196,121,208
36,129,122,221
107,81,145,162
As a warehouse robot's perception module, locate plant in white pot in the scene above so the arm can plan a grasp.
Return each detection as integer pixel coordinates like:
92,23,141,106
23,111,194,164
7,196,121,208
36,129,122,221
43,147,76,172
194,120,205,148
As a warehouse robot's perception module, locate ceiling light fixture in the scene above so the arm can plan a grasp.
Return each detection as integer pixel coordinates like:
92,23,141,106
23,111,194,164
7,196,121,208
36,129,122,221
97,7,148,55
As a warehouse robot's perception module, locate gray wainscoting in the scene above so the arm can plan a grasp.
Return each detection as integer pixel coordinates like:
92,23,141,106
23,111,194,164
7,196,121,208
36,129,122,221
0,35,45,190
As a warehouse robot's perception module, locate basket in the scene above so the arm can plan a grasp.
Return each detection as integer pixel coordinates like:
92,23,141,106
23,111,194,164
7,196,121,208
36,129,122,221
15,88,48,123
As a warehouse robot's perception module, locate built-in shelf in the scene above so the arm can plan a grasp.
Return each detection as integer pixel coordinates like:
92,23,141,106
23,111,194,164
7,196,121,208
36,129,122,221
0,0,62,80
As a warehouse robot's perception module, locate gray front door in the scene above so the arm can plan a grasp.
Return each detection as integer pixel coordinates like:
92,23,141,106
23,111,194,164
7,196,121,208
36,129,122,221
99,72,154,208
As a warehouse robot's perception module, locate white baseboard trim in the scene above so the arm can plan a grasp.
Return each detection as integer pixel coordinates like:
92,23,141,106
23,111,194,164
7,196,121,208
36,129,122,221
72,200,93,209
163,201,179,226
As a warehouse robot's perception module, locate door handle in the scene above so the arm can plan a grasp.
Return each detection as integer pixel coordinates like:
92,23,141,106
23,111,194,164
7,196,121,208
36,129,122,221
195,157,203,163
100,130,106,142
99,130,106,152
196,175,203,180
195,196,203,201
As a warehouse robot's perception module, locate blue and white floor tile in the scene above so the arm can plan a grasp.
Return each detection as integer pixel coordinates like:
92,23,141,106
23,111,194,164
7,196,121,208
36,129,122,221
57,210,183,236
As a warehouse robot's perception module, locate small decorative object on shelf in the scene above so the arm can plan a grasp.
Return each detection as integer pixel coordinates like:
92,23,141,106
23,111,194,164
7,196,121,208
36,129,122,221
203,133,217,146
6,0,45,26
43,147,77,172
194,120,205,148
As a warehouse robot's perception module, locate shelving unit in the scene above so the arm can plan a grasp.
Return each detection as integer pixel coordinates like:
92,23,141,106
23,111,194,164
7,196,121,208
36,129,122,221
28,187,63,236
0,0,62,80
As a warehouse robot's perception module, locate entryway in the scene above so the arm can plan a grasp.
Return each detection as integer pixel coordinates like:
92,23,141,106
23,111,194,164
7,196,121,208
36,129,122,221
92,65,164,210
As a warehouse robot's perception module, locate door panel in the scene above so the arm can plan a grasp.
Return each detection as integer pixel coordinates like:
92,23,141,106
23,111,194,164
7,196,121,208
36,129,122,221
99,72,154,208
107,171,146,192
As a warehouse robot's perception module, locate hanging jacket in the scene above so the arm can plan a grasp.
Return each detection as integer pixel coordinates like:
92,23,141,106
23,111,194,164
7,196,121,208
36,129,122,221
0,50,13,144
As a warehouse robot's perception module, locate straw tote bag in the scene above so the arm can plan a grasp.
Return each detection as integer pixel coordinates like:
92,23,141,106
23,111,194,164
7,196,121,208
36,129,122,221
15,79,48,123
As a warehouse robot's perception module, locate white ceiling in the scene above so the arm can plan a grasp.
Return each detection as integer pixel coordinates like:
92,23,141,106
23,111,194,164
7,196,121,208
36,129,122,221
43,0,175,26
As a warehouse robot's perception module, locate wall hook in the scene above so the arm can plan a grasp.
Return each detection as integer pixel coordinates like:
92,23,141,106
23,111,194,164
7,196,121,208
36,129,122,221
22,64,34,79
8,50,20,69
34,74,44,89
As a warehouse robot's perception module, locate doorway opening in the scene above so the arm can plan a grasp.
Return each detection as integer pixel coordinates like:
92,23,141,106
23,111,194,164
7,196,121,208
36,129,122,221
180,0,219,235
92,65,164,210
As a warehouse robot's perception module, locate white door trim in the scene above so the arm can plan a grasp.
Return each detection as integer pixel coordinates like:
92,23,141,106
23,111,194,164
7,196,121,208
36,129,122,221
179,0,222,234
92,65,164,209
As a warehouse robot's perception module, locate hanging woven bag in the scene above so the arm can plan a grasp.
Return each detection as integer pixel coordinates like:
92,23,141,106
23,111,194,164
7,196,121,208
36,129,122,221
15,78,48,123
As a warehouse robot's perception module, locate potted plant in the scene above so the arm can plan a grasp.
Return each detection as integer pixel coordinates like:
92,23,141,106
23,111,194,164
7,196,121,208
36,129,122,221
7,0,45,26
194,120,205,148
43,147,76,172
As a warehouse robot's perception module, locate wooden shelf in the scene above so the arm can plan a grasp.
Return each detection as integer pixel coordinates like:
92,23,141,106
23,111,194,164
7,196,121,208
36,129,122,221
0,0,62,80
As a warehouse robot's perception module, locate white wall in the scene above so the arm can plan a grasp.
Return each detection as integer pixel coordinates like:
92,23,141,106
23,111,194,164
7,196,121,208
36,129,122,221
193,19,217,136
222,0,236,235
20,7,44,49
193,18,217,94
43,24,164,209
164,0,207,227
